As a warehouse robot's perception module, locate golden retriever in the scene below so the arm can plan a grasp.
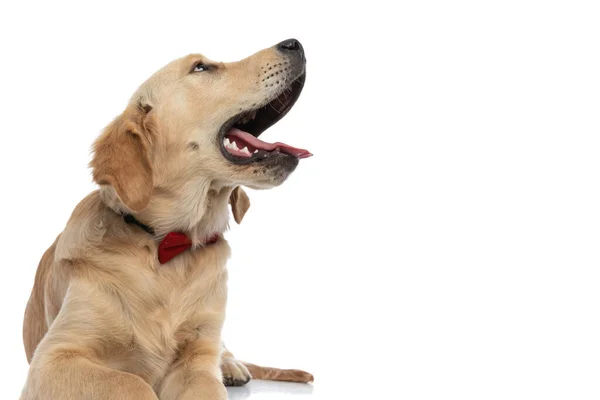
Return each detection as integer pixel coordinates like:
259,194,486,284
21,39,313,400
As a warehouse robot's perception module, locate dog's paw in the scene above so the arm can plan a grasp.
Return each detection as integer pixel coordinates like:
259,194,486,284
221,357,252,387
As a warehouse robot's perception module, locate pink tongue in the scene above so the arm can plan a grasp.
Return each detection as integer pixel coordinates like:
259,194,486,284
226,128,312,159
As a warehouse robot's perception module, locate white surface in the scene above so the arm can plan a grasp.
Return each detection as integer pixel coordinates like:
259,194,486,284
1,1,600,399
227,381,313,400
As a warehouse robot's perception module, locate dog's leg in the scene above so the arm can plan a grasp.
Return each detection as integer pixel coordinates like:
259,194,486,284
22,284,159,400
220,344,313,384
158,337,226,400
22,346,158,400
242,361,314,383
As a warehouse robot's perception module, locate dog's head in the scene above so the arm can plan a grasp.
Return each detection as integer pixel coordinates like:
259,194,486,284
91,39,309,228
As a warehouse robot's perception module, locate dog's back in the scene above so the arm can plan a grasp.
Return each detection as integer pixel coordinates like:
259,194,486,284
23,240,56,362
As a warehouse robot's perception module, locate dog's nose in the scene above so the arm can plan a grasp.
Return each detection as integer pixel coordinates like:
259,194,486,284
277,39,304,58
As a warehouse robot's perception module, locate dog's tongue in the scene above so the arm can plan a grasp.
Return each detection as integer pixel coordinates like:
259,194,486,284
226,128,312,159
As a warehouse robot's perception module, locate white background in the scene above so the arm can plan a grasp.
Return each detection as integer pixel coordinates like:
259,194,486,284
1,1,599,399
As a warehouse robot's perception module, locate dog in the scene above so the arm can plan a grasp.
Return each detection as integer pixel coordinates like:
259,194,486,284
21,39,313,400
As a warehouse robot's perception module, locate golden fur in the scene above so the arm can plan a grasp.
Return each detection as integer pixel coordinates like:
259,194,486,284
21,42,312,400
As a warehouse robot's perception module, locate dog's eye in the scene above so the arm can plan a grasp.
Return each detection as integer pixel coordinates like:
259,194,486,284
192,63,209,73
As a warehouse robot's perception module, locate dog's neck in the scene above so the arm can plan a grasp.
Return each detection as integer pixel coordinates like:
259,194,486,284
100,179,233,245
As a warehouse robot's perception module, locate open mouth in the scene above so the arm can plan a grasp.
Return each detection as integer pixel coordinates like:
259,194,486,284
219,72,311,163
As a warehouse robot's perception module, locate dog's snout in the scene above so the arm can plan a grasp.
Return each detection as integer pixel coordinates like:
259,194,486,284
276,39,304,59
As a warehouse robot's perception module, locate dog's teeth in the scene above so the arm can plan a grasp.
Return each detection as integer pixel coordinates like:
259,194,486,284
241,147,250,155
231,142,240,150
224,138,230,146
254,149,258,154
250,110,257,120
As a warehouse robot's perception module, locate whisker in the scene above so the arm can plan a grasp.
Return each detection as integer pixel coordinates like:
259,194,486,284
268,101,281,113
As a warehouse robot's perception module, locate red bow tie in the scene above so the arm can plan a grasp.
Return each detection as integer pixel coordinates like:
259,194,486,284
122,213,219,264
157,232,219,264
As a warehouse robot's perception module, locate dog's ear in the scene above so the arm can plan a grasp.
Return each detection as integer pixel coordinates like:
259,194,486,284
90,103,155,212
229,186,251,224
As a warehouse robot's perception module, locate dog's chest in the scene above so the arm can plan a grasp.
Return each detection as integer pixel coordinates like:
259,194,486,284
114,243,229,383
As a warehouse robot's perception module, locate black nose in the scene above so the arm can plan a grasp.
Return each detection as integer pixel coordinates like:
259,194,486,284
277,38,304,58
